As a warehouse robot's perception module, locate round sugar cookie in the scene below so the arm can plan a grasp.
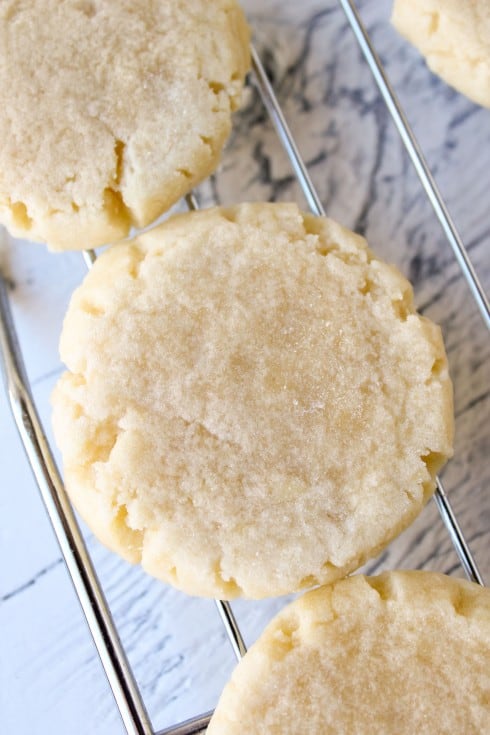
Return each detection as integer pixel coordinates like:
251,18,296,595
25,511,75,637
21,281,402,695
392,0,490,108
0,0,249,251
207,571,490,734
51,203,453,598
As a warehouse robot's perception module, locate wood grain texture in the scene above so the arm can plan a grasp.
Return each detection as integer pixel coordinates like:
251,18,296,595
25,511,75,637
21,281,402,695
1,1,488,733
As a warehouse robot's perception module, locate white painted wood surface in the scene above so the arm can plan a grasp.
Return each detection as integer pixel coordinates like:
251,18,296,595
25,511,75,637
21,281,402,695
1,1,488,733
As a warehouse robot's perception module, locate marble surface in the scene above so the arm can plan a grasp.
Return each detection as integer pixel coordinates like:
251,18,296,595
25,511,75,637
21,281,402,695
0,1,488,733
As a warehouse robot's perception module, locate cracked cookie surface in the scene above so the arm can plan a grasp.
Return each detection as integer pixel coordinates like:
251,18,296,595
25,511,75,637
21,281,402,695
208,571,490,734
52,203,453,598
0,0,249,250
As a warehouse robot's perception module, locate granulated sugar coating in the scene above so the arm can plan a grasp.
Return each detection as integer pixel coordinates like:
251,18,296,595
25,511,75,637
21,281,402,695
208,572,490,734
0,0,249,250
52,203,453,598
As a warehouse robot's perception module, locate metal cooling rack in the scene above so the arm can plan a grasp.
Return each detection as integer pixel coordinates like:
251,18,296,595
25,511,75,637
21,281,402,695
0,2,488,734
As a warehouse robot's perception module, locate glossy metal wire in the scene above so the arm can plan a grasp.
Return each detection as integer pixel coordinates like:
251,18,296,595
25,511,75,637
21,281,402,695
250,45,325,217
338,0,490,331
0,14,486,735
156,711,212,735
0,275,153,735
434,479,484,585
214,600,248,660
82,248,97,269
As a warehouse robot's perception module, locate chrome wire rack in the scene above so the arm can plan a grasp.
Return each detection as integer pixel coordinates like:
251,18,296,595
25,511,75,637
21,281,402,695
0,2,488,734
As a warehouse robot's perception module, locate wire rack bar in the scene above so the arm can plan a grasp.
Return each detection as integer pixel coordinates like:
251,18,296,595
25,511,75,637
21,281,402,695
214,600,248,660
83,248,97,269
434,478,484,585
156,711,212,735
250,41,485,585
250,45,325,217
338,0,490,330
0,275,154,735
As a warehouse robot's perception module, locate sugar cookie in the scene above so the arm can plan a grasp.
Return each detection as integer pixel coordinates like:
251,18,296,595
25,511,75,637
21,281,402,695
392,0,490,108
208,571,490,734
52,203,453,598
0,0,249,250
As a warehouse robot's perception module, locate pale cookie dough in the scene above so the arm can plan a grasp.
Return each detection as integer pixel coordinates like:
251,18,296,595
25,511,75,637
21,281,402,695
392,0,490,108
208,571,490,734
0,0,249,250
52,203,453,598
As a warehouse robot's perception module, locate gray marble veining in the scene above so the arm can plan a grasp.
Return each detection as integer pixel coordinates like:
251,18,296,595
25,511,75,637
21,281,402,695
1,1,488,733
